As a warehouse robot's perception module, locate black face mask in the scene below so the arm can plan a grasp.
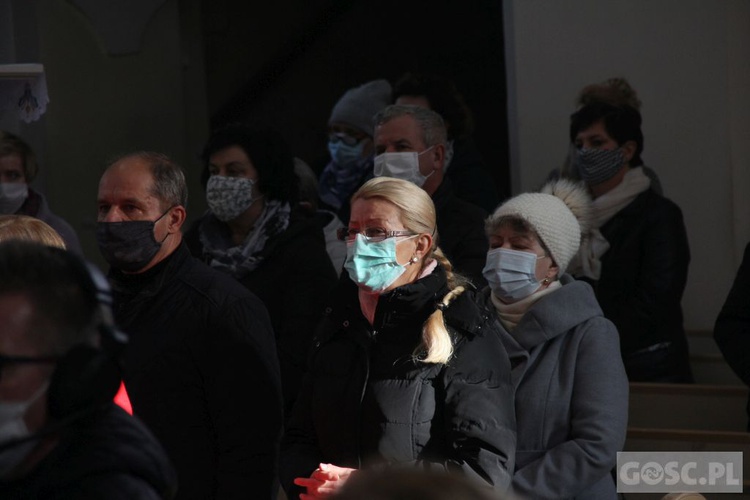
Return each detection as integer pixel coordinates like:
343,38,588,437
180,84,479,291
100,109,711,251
96,210,170,273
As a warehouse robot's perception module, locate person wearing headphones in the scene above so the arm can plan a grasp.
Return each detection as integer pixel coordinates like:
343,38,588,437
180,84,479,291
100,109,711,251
0,240,177,498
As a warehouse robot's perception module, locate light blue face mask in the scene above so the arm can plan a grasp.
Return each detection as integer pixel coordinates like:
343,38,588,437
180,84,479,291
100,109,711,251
328,139,366,167
483,247,543,302
344,234,416,292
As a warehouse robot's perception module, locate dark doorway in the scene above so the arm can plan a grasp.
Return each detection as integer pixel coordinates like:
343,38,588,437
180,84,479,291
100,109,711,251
202,0,509,201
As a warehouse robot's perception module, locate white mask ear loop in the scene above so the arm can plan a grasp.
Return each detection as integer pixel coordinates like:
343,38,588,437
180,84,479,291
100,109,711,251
418,145,435,157
394,234,420,266
418,146,438,178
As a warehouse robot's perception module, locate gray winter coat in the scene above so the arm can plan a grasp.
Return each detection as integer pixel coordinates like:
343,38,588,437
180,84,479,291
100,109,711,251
478,275,628,500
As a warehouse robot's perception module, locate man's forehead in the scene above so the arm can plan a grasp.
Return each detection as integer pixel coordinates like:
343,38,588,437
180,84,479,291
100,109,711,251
375,116,422,142
99,161,156,198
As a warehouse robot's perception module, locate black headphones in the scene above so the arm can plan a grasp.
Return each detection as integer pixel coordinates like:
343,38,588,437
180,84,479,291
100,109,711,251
45,251,129,421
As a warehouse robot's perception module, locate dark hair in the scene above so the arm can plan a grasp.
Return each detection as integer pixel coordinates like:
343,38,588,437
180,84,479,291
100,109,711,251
0,241,99,355
569,102,644,167
0,130,38,182
392,72,474,140
107,151,188,210
201,124,298,204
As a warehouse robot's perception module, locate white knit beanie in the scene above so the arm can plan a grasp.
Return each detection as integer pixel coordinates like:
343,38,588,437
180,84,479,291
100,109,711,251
328,79,392,137
488,179,591,275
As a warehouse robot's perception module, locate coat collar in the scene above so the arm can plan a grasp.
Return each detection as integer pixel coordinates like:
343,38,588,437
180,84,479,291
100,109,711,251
319,264,487,347
481,275,604,351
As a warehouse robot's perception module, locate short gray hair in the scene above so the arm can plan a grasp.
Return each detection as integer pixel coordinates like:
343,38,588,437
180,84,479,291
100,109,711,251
374,104,447,148
109,151,188,210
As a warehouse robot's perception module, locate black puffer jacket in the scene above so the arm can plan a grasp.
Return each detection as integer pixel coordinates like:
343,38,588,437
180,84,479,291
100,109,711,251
280,264,516,497
591,188,692,381
0,404,177,499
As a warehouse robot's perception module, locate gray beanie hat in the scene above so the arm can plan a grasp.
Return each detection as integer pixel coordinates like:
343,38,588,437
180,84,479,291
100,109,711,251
328,79,392,137
487,179,591,275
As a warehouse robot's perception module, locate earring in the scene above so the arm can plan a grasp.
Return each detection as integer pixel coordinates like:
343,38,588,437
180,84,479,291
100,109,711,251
409,256,419,264
542,277,551,285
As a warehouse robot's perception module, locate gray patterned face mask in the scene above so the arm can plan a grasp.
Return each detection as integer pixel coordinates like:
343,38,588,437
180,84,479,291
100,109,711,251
574,147,625,186
206,175,255,222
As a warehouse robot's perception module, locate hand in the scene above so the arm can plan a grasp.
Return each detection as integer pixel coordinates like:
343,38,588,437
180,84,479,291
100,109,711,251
293,463,356,499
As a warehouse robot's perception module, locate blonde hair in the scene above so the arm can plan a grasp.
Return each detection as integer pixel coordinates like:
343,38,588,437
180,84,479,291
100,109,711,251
0,215,66,249
351,177,466,364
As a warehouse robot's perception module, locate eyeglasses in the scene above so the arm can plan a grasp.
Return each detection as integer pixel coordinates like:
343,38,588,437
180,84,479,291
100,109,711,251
337,227,416,243
328,132,364,147
0,353,58,378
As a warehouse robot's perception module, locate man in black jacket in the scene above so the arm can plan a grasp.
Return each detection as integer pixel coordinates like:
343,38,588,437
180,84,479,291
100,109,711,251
96,152,283,499
372,105,488,286
0,240,177,498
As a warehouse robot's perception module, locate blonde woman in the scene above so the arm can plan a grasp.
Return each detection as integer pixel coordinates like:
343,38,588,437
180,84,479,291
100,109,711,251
280,177,516,499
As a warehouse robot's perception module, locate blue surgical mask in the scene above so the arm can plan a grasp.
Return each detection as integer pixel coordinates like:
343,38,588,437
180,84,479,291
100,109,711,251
574,147,625,185
483,247,543,302
328,139,366,167
344,234,416,292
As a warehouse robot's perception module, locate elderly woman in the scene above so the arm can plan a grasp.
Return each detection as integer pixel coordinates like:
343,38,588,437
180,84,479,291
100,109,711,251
567,102,692,382
280,177,516,499
478,179,628,499
185,124,337,417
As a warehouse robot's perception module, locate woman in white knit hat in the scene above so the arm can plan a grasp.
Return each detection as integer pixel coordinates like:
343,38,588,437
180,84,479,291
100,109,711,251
478,179,629,500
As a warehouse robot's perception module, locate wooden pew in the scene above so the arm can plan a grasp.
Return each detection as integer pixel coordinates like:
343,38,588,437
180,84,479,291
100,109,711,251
629,383,748,432
686,329,745,386
625,383,750,498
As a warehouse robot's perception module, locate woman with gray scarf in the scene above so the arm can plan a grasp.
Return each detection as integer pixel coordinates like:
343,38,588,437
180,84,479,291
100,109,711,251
185,124,338,418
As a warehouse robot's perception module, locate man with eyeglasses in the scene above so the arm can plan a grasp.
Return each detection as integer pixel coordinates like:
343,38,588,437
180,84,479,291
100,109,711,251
318,79,392,224
0,240,177,497
96,152,283,499
372,104,489,286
